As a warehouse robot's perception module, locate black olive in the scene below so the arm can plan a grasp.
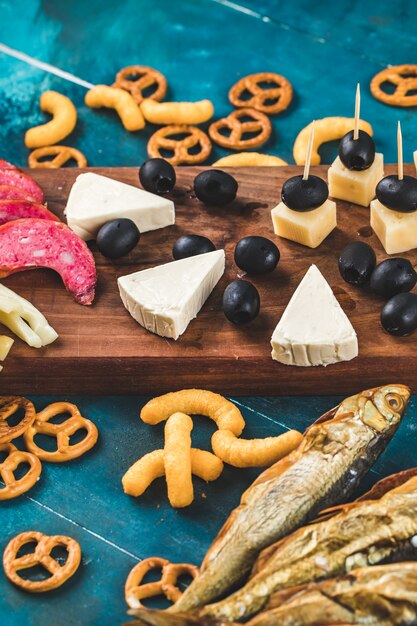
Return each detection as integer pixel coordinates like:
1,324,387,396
139,158,176,194
223,279,260,325
194,169,238,206
96,218,140,259
381,292,417,336
281,175,329,212
173,234,216,260
338,241,376,286
338,130,375,171
234,236,280,275
376,175,417,213
370,258,417,299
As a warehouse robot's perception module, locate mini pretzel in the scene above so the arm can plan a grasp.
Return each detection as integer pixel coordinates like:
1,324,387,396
25,91,77,149
0,396,36,444
141,98,214,125
85,85,145,131
24,401,98,462
114,65,167,104
140,389,245,435
371,65,417,107
0,443,42,500
293,117,373,165
209,108,272,150
212,152,287,167
3,531,81,592
147,125,211,165
211,429,303,468
28,146,87,169
229,72,293,115
125,557,199,609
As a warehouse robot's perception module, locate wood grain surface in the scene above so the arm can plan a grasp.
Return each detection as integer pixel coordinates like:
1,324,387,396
1,164,416,396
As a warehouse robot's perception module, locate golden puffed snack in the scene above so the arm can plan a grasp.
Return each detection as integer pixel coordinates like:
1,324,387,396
85,85,145,131
164,412,193,507
211,428,303,468
28,145,87,168
125,557,199,609
25,91,77,149
122,448,223,498
293,117,373,165
141,98,214,125
147,125,212,165
0,396,36,444
229,72,293,115
114,65,167,104
3,531,81,592
209,108,272,150
371,64,417,107
0,443,42,500
141,389,245,435
24,401,98,462
212,152,287,166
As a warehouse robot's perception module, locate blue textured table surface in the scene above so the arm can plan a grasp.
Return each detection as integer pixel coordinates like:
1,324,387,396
1,2,417,625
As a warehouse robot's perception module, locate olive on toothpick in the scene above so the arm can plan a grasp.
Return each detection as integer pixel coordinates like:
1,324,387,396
339,84,375,170
376,121,417,213
281,121,329,211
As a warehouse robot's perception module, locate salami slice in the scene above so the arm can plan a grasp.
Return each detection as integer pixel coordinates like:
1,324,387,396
0,185,38,202
0,168,44,204
0,200,60,225
0,218,96,305
0,160,18,169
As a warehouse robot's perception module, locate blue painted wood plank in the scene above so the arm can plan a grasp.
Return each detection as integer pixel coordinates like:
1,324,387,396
1,0,417,168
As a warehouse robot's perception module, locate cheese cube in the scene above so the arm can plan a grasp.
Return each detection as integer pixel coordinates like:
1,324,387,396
328,153,384,207
65,173,175,241
370,198,417,254
271,200,336,249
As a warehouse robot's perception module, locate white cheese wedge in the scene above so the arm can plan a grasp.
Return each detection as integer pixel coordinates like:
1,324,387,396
65,172,175,240
271,199,336,248
118,250,225,340
328,153,384,207
271,265,358,367
0,336,14,361
370,198,417,254
0,284,58,348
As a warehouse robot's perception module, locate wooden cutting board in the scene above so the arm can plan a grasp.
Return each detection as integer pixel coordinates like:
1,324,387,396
1,164,416,396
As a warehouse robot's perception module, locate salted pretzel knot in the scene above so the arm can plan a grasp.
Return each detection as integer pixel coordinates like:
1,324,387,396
0,443,42,500
209,108,272,150
147,125,212,165
3,531,81,592
114,65,167,104
0,396,36,444
23,401,98,462
371,64,417,107
125,557,199,609
28,146,87,169
229,72,293,114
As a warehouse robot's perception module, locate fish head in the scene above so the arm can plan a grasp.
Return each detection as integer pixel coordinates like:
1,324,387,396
360,384,410,433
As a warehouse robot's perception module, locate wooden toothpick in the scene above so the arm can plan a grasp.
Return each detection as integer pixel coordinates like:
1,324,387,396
354,83,360,140
303,121,315,181
397,121,403,181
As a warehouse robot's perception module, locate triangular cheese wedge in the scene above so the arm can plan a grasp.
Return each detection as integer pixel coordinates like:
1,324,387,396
65,173,175,240
271,264,358,366
118,250,225,340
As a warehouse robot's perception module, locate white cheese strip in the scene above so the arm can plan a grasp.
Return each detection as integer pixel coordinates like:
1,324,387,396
328,153,384,207
271,265,358,367
118,250,225,340
65,172,175,240
0,284,58,348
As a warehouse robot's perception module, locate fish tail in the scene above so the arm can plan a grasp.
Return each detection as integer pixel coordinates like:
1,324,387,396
126,609,228,626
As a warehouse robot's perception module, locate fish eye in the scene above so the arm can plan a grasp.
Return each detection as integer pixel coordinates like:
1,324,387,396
386,393,403,411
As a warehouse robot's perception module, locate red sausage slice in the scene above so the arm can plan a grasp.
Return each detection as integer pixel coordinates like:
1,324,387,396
0,160,18,169
0,169,44,204
0,185,38,202
0,200,60,225
0,218,96,305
